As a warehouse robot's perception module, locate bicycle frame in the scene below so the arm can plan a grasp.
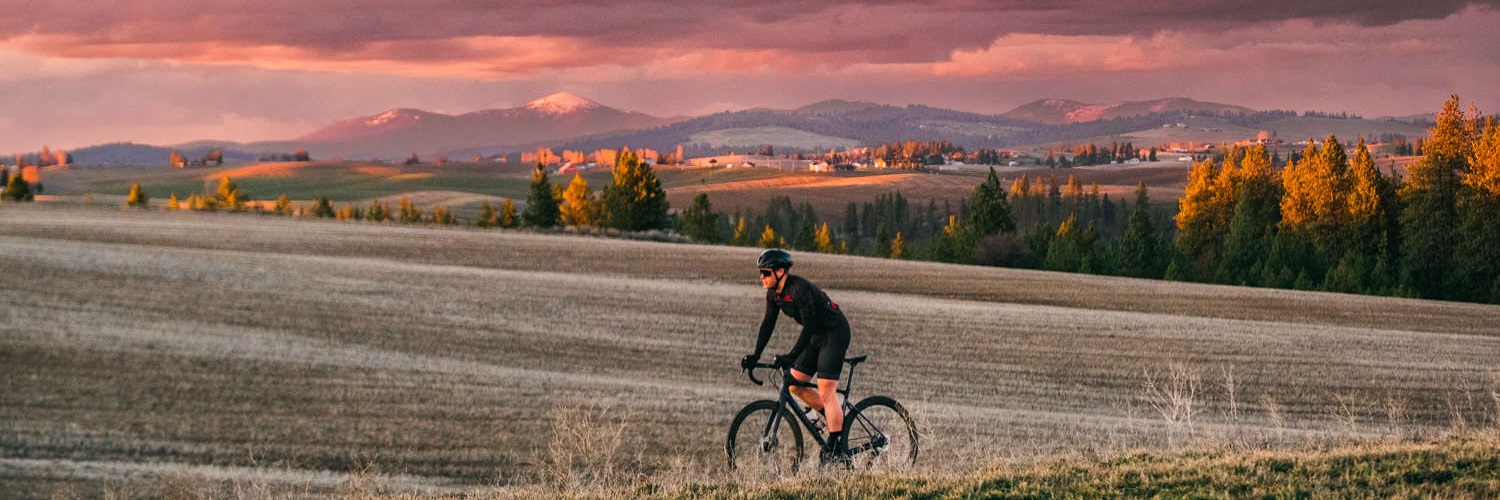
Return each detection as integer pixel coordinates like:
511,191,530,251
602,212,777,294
747,358,886,457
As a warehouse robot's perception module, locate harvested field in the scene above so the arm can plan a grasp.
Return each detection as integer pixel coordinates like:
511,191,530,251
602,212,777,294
666,171,988,219
2,206,1498,497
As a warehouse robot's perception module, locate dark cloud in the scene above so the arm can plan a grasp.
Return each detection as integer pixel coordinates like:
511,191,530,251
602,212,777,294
5,1,1498,69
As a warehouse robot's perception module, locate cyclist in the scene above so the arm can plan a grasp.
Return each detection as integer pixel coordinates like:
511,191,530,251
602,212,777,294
741,248,852,465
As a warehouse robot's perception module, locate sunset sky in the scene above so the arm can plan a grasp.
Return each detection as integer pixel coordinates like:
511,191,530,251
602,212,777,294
4,0,1500,152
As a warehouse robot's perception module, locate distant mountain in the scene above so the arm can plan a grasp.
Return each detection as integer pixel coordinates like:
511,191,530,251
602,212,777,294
791,99,886,116
1004,98,1255,125
548,100,1039,156
297,92,672,159
61,95,1432,165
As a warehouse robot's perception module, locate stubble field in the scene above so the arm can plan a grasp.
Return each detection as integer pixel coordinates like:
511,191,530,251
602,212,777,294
2,206,1499,497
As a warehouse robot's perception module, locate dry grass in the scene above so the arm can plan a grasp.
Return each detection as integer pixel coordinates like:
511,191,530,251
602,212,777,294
1,205,1498,497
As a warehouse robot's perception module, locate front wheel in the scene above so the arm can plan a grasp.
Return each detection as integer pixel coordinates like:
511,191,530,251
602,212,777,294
845,396,919,472
727,400,805,476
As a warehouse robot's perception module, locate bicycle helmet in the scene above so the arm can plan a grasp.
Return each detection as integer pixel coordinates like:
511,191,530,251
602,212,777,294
757,249,793,270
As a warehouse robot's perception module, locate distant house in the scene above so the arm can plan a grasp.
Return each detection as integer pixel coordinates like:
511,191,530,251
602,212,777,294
809,160,832,172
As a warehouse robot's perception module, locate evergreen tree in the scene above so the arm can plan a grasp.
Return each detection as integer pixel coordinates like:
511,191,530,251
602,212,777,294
792,203,817,250
681,193,720,243
522,163,560,228
313,196,335,218
1114,182,1168,278
794,216,817,251
125,183,149,208
500,199,518,228
476,200,499,228
843,201,860,238
875,227,892,257
600,149,669,231
1215,145,1281,285
1455,117,1500,302
970,167,1016,235
931,215,975,263
2,170,34,202
1044,214,1102,273
559,173,596,227
366,199,390,222
1400,96,1473,299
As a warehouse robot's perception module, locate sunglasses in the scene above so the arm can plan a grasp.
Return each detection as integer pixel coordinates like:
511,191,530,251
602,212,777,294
759,269,776,277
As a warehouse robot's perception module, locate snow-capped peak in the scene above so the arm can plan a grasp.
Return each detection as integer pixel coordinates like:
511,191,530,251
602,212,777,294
524,92,601,114
364,109,423,127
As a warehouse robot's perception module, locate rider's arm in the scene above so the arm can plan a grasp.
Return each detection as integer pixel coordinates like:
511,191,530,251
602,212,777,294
752,298,778,357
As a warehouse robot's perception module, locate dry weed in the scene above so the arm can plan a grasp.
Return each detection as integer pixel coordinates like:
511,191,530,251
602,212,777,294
1143,362,1200,446
538,399,639,491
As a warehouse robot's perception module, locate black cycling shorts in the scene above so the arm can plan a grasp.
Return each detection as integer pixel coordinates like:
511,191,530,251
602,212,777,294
792,320,851,381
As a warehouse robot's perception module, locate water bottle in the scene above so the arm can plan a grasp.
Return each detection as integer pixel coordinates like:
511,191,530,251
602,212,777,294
805,407,826,433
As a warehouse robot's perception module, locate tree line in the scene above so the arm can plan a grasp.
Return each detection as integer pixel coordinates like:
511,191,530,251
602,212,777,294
98,96,1499,305
668,96,1499,304
1166,95,1500,303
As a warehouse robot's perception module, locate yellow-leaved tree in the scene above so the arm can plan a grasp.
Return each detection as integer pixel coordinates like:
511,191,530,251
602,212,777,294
559,174,596,227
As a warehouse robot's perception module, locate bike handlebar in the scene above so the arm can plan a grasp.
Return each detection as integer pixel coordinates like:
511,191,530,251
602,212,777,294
744,361,779,386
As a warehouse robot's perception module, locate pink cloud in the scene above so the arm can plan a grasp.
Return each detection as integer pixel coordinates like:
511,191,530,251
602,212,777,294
6,1,1495,78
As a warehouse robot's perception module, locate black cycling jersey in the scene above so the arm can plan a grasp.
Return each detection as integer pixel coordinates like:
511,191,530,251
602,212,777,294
753,274,850,379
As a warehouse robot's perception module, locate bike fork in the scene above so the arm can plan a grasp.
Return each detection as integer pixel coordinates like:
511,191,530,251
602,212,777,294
760,403,784,453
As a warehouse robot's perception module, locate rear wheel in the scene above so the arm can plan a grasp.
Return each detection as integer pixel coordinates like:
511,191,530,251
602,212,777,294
727,400,805,476
845,396,918,472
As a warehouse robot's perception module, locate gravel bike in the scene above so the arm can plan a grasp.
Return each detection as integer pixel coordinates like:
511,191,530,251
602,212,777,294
727,355,918,475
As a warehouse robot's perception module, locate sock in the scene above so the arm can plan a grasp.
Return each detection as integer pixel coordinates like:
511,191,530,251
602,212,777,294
827,430,846,452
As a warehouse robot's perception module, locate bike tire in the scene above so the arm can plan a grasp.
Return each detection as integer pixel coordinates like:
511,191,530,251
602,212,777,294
845,395,919,471
727,400,805,476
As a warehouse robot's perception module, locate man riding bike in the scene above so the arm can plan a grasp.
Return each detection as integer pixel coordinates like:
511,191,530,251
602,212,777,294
741,249,853,465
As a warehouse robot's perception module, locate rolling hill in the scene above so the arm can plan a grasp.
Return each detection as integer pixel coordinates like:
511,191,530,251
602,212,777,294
1004,97,1255,125
68,142,258,166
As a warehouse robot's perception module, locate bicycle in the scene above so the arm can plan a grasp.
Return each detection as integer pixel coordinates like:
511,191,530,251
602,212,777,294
726,355,918,475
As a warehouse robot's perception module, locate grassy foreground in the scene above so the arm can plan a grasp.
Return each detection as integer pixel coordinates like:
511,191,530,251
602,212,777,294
614,436,1500,499
103,435,1500,498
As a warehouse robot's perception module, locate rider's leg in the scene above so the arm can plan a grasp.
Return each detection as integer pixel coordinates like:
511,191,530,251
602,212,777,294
789,368,823,411
815,322,851,457
817,377,843,433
